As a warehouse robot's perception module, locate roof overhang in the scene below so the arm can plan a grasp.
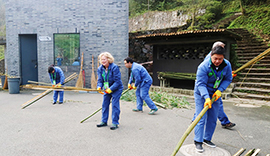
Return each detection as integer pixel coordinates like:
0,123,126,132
135,29,242,45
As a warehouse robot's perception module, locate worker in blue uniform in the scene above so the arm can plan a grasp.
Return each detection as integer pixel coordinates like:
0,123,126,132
194,46,233,152
48,65,65,104
192,41,236,129
124,57,158,115
96,52,123,130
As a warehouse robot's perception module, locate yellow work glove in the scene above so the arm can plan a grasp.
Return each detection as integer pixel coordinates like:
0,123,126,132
212,90,221,101
128,84,133,90
105,88,112,94
56,84,62,87
97,87,104,95
204,98,212,109
132,84,136,90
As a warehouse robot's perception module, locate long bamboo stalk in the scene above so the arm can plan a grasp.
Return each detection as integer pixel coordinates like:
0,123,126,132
244,149,255,156
23,84,103,92
21,89,53,109
251,149,260,156
233,148,246,156
28,80,52,86
80,107,102,123
234,48,270,74
80,88,130,123
171,97,216,156
21,73,77,109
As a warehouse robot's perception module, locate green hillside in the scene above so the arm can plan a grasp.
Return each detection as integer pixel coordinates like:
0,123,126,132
129,0,270,44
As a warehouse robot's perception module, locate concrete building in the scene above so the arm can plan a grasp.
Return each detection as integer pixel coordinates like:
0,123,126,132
5,0,129,87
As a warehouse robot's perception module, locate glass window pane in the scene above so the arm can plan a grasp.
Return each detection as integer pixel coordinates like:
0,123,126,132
54,33,80,66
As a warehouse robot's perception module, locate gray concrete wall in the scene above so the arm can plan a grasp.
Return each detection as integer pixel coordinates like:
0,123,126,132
5,0,129,87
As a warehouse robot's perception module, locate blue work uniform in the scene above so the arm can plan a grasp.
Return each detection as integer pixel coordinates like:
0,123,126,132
192,52,232,125
97,63,123,125
194,58,232,143
205,52,231,125
49,67,65,103
128,62,157,111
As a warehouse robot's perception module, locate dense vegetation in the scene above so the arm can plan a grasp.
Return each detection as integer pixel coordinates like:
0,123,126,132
130,0,270,40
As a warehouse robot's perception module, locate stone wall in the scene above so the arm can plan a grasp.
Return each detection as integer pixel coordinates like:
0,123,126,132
5,0,129,87
129,10,189,32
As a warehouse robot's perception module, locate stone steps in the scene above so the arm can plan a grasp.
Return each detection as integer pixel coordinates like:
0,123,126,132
232,91,270,100
230,28,270,100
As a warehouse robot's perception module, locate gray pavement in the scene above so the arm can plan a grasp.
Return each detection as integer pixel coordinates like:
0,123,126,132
0,89,270,156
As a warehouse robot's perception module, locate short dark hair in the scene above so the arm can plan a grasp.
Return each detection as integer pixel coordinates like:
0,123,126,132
48,65,55,73
211,46,225,56
124,57,134,63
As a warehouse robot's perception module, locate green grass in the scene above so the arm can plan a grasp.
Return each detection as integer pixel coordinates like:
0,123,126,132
120,90,191,109
228,4,270,40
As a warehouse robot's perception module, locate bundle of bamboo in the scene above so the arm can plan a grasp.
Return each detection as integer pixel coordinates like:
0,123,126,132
158,72,196,80
21,73,78,109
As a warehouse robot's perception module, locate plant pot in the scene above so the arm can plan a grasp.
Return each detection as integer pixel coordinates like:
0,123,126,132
8,77,20,94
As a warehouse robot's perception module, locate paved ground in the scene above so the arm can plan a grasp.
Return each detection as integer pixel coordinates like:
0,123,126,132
0,89,270,156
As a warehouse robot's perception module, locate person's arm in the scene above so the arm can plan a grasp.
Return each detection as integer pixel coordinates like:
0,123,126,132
218,61,233,92
59,69,65,85
97,66,104,89
108,65,122,91
196,65,210,100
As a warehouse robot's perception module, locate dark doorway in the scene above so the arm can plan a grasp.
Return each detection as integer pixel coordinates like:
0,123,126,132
19,34,38,85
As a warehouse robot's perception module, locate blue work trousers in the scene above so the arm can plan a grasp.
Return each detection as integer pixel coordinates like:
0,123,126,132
135,82,157,110
53,91,64,103
218,100,230,125
194,92,220,143
101,90,122,125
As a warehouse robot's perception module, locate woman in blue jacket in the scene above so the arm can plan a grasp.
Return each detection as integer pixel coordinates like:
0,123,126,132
96,52,123,130
193,46,232,152
48,65,65,104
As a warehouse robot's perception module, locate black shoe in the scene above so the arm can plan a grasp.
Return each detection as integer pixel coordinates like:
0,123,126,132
203,140,216,148
96,122,107,127
194,141,204,153
58,102,63,104
52,102,56,105
222,122,236,129
110,124,118,130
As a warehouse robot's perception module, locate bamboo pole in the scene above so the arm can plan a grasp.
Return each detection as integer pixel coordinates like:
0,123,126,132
21,89,53,109
21,73,77,109
23,84,103,92
28,80,52,86
154,102,167,109
233,148,246,156
80,107,102,123
171,97,216,156
244,149,255,156
234,48,270,74
251,149,260,156
80,88,130,123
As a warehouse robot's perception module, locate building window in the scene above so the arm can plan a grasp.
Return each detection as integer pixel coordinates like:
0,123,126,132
54,33,80,66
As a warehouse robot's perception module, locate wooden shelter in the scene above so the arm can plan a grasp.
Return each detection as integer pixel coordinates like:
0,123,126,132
136,29,242,89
